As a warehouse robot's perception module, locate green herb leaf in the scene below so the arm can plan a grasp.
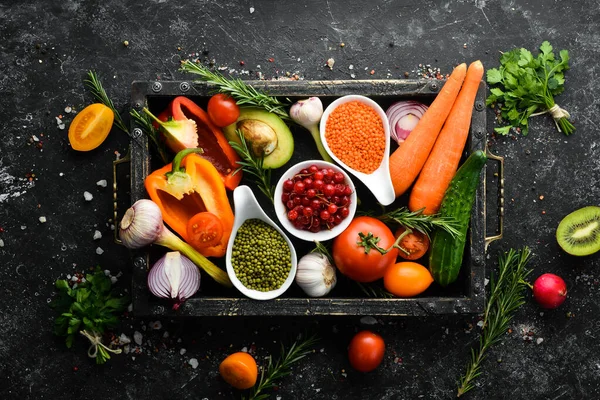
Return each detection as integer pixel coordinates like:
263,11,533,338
50,268,129,364
487,42,575,136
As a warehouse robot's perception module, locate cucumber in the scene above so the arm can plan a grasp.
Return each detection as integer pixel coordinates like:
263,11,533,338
428,150,487,287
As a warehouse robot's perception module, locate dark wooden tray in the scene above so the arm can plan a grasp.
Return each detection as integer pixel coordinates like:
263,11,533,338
121,78,495,316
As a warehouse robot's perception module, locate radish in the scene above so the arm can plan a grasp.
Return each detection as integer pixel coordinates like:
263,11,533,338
532,273,567,309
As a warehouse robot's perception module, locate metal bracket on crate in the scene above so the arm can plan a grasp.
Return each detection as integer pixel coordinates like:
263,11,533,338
113,149,131,245
484,148,504,251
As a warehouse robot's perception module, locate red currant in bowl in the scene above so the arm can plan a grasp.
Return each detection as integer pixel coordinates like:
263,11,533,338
274,160,357,242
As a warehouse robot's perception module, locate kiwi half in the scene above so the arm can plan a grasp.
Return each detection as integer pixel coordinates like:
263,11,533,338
556,206,600,256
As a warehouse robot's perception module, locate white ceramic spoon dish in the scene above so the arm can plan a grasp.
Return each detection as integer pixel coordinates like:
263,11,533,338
273,160,357,242
319,94,396,206
226,185,298,300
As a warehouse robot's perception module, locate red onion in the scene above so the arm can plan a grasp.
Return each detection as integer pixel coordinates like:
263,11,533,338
148,251,201,309
385,101,429,144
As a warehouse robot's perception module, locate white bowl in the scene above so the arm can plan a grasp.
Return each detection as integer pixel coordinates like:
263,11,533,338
319,95,395,206
226,185,297,300
274,160,357,242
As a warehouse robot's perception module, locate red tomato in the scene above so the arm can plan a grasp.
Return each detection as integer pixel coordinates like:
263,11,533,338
332,216,398,282
207,93,240,127
186,212,224,250
348,330,385,372
394,226,430,260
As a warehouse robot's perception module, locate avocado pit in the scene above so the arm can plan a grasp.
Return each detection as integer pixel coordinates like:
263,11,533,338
237,119,278,157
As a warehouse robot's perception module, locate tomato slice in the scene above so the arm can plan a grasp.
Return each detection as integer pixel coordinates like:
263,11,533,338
186,212,224,249
394,226,430,260
68,103,114,151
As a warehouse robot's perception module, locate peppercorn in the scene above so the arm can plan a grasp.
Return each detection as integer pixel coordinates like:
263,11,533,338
232,219,291,292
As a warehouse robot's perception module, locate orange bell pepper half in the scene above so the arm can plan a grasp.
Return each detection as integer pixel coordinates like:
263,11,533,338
152,96,242,191
144,148,234,258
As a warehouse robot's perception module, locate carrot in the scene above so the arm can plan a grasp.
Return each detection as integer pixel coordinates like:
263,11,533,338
388,63,467,197
408,60,485,214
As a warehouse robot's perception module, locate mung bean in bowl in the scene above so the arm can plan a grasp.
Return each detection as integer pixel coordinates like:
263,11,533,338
226,185,297,301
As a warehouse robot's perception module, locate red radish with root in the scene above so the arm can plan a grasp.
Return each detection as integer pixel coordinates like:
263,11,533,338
532,273,567,309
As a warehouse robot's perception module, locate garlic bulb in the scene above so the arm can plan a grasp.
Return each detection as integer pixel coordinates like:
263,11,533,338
295,253,337,297
289,97,333,163
147,251,201,309
119,199,164,249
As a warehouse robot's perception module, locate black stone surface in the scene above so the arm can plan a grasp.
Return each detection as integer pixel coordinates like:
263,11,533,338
1,1,599,399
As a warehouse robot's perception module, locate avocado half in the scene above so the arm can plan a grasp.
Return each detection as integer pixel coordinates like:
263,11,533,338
223,107,294,169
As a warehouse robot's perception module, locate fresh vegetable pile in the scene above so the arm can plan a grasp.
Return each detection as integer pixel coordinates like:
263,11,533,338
53,46,580,399
64,59,491,307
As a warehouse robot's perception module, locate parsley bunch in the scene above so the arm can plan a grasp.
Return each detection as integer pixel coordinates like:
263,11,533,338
486,41,574,136
51,268,129,364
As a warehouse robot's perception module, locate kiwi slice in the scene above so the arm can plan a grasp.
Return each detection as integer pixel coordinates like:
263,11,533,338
556,206,600,256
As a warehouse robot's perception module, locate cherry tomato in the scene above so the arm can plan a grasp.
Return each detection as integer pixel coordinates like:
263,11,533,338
219,352,258,389
332,216,398,282
394,226,430,260
384,262,433,297
186,212,224,249
68,103,114,151
207,93,240,127
348,330,385,372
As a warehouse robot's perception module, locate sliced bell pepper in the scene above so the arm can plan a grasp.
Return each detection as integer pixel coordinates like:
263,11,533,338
156,96,242,191
144,148,234,258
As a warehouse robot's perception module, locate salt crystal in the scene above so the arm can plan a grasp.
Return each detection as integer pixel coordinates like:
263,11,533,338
241,346,248,353
39,216,47,223
0,239,3,247
104,270,111,276
110,276,117,284
180,348,187,355
484,278,489,286
188,358,199,369
150,321,162,330
536,338,544,345
32,135,39,142
64,106,72,113
360,316,378,325
477,320,484,327
96,247,105,255
163,331,169,338
350,73,356,79
127,303,133,312
93,230,102,240
96,179,107,188
349,65,354,70
21,225,26,230
83,191,93,201
249,6,255,13
119,333,132,344
326,58,335,70
59,172,64,177
133,331,143,345
71,275,78,282
66,274,71,279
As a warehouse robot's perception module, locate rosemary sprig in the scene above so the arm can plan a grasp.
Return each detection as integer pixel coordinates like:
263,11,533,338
180,60,291,121
84,70,129,135
229,129,274,202
375,207,460,238
244,333,319,400
129,108,170,164
457,247,532,397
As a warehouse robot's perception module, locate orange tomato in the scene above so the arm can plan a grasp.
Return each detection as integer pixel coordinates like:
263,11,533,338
219,352,258,390
68,103,114,151
383,262,433,297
